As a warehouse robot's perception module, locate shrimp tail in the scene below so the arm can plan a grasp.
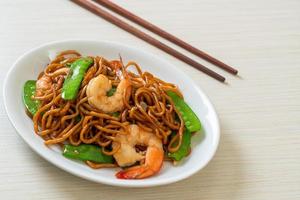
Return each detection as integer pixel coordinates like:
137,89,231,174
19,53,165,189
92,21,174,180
115,146,163,179
116,166,147,179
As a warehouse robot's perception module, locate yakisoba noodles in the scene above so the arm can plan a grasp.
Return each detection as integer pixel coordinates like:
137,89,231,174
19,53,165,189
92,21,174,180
23,50,201,179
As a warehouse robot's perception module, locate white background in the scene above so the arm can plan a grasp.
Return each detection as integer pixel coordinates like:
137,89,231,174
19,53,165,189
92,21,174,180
0,0,299,199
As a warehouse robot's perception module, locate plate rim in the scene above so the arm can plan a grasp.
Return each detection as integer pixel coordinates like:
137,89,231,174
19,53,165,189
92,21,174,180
3,39,220,187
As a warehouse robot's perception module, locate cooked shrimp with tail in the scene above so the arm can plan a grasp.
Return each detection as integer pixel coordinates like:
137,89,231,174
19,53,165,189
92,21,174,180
113,124,164,179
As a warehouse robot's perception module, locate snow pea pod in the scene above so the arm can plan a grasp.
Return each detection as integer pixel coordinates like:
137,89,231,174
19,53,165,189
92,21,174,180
23,80,40,115
168,129,191,161
63,144,114,163
167,91,201,132
62,57,93,100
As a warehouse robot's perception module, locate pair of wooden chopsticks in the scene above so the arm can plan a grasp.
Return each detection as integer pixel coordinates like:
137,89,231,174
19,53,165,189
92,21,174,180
72,0,238,82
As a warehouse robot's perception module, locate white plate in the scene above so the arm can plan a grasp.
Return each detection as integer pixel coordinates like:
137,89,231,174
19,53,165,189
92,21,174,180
3,40,220,187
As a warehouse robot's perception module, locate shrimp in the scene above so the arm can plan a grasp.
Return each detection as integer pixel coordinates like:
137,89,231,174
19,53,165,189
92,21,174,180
86,74,130,113
36,75,52,97
36,68,69,97
113,124,164,179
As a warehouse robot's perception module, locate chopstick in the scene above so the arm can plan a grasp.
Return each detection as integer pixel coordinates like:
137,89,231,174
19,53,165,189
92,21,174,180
72,0,226,82
94,0,238,75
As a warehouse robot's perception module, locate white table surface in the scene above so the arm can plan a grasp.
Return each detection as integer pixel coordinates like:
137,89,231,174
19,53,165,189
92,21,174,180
1,0,299,199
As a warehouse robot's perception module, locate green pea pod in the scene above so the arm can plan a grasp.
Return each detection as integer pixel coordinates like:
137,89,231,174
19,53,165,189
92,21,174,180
63,144,114,163
23,80,40,115
167,91,201,132
62,57,93,100
168,129,191,161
